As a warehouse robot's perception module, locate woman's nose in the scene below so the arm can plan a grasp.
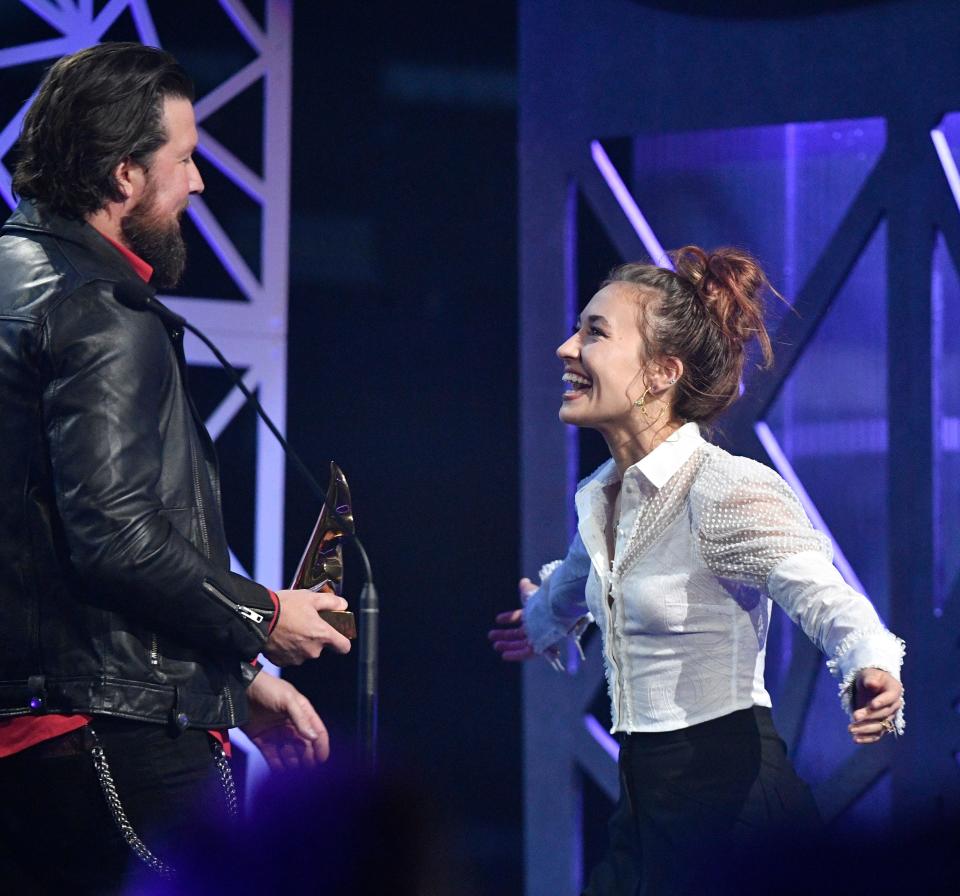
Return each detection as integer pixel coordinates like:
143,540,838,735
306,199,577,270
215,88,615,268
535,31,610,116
556,333,579,359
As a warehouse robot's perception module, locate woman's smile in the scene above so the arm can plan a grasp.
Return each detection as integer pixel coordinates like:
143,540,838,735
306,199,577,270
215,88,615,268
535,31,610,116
561,370,592,400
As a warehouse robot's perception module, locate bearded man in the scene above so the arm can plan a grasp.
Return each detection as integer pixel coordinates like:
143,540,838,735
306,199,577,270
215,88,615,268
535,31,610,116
0,42,348,893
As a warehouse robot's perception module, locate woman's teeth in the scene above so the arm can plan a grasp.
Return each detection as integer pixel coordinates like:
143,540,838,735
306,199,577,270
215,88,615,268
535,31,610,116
562,372,591,391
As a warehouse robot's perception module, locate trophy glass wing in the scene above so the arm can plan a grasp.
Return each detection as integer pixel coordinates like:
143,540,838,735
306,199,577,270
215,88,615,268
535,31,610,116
290,462,357,639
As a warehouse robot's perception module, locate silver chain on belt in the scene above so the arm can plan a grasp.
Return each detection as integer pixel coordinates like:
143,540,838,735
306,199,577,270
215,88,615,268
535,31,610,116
212,737,239,818
89,727,240,879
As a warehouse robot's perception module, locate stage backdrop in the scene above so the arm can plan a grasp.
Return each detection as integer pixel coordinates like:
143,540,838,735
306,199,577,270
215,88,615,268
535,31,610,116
519,1,960,893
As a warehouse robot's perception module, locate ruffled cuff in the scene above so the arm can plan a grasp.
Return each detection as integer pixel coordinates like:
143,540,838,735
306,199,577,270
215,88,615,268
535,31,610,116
538,559,563,582
523,579,570,653
522,560,593,657
827,625,906,734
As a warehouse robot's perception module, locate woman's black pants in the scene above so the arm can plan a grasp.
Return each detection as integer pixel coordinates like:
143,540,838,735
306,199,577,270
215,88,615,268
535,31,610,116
582,706,822,896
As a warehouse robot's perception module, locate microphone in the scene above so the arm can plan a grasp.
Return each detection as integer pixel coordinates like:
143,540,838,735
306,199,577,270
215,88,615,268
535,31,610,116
114,279,187,331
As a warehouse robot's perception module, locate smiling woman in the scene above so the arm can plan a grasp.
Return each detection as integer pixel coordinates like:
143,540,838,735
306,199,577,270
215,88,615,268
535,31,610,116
489,246,905,896
557,247,772,444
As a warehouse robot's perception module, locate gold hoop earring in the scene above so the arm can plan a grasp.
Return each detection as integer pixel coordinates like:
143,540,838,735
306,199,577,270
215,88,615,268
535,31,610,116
633,387,664,424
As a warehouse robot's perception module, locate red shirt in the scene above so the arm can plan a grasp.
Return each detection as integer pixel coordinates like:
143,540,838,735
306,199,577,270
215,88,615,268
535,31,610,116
104,232,154,281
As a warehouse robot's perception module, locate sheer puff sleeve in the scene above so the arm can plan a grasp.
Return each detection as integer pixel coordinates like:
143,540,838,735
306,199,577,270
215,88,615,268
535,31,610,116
691,452,905,733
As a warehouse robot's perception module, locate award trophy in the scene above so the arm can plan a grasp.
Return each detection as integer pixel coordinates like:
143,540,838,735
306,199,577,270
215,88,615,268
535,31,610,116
290,462,357,639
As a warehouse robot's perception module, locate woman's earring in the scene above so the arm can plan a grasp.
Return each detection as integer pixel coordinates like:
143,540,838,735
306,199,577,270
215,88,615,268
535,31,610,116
633,387,665,424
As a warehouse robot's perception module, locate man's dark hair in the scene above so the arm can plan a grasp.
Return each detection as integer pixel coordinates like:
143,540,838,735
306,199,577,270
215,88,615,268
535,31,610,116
12,42,194,220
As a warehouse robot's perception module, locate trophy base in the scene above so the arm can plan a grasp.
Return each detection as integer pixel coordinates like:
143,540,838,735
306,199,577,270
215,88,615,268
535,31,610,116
319,609,357,639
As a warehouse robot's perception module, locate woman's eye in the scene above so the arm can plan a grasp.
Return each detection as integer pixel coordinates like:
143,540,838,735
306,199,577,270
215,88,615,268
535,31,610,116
589,326,605,337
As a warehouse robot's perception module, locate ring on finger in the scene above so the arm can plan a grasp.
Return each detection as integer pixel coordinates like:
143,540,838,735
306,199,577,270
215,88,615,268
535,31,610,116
881,717,896,735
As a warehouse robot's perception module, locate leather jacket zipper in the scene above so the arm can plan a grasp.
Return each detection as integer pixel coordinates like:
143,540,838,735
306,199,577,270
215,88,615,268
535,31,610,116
201,579,269,633
150,634,160,666
173,326,212,561
190,445,211,558
223,684,236,727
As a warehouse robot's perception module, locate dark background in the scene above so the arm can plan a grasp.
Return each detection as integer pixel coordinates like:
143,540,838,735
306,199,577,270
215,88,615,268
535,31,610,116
279,3,522,890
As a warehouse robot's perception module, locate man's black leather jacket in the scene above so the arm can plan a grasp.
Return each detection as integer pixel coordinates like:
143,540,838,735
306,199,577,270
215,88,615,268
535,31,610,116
0,201,277,730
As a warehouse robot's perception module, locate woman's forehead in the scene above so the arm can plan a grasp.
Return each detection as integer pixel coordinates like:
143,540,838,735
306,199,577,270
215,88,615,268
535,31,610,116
582,281,648,320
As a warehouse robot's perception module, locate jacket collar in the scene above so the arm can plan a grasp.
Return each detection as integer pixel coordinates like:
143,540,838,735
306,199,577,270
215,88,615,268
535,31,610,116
2,199,136,283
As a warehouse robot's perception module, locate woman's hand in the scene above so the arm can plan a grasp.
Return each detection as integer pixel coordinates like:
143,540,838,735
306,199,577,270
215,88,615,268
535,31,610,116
848,668,903,745
487,578,539,662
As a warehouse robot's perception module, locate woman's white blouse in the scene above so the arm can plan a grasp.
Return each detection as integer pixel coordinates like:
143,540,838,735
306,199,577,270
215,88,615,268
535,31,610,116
523,422,905,734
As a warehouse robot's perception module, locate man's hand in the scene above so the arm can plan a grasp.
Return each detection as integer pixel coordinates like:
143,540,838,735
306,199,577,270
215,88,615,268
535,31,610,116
848,668,903,744
263,589,352,667
243,670,330,771
488,578,539,662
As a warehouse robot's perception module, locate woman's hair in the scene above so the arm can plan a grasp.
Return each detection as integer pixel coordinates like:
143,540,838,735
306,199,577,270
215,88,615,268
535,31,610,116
12,42,194,220
605,246,775,423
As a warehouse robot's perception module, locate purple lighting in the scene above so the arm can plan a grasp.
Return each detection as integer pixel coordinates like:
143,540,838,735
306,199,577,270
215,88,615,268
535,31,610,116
590,140,671,269
0,37,74,71
0,87,41,211
583,713,619,762
931,128,960,213
755,420,870,598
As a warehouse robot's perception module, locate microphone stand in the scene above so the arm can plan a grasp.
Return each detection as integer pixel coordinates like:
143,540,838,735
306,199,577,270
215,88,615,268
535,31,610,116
349,537,378,770
165,303,380,768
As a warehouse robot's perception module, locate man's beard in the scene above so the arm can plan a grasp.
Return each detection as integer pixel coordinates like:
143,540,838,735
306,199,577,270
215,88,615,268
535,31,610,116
120,188,187,289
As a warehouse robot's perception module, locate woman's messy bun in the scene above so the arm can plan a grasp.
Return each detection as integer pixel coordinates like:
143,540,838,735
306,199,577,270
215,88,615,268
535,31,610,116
605,246,775,423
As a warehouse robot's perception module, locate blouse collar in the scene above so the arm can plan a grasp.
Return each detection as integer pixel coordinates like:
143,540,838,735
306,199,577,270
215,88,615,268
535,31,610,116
632,421,704,490
583,421,705,495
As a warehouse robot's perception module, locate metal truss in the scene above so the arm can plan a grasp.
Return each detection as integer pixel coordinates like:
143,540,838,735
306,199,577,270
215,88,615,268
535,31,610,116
523,126,897,895
0,0,293,787
520,3,960,893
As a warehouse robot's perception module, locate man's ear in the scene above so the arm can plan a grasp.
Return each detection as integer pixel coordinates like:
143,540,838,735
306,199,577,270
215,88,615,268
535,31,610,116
113,157,145,203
